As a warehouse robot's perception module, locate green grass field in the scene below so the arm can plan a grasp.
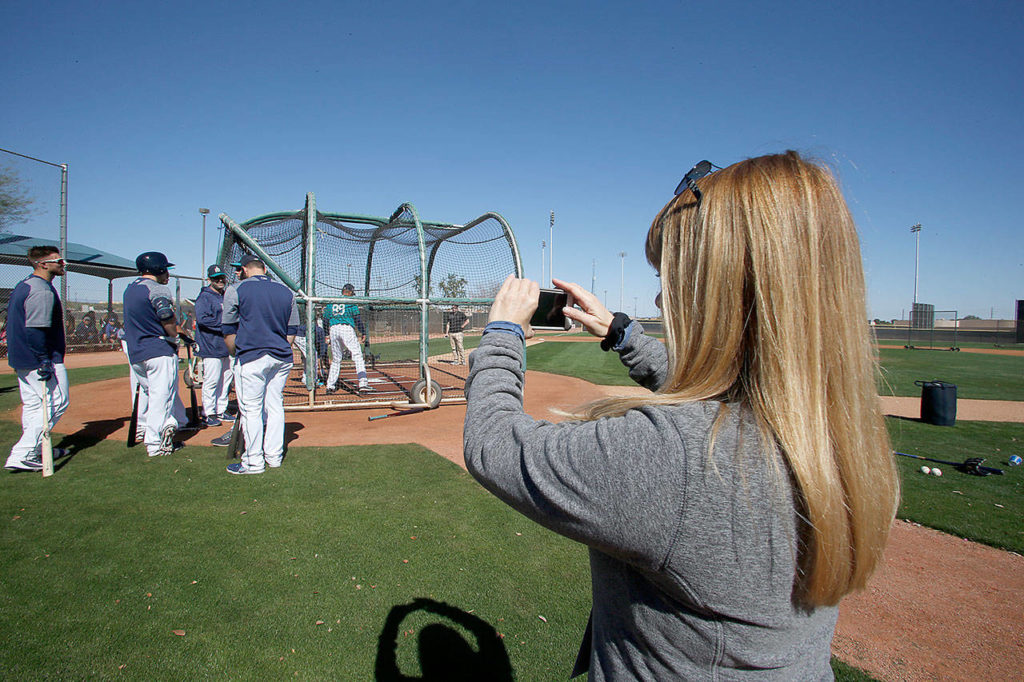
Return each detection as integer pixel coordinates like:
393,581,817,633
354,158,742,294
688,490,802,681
877,348,1024,400
0,426,592,679
526,340,634,385
368,334,483,363
889,417,1024,553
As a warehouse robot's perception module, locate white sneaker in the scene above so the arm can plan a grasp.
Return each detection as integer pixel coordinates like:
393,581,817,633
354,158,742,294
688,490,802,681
5,454,42,471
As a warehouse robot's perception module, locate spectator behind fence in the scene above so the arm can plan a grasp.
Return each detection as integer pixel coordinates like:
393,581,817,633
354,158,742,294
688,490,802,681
73,311,99,345
463,151,900,680
101,313,122,346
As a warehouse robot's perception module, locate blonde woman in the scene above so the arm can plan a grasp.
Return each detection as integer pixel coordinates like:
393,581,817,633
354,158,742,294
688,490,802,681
464,151,899,680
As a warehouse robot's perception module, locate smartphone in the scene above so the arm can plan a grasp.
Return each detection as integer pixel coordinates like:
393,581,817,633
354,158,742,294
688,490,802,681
530,288,575,331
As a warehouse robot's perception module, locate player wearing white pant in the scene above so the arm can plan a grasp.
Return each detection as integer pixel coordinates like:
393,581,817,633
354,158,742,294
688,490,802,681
4,245,71,472
221,254,299,474
123,252,188,457
237,354,292,470
130,355,181,453
7,365,71,468
324,283,372,393
195,265,234,425
202,357,233,416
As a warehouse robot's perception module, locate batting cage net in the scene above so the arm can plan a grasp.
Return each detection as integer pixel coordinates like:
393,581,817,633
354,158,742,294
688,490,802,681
217,194,521,410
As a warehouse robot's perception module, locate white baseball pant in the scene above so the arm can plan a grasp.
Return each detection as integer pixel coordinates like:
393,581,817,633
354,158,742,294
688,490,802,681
201,356,233,417
123,341,188,435
238,354,292,472
5,364,70,467
327,324,366,389
131,355,181,456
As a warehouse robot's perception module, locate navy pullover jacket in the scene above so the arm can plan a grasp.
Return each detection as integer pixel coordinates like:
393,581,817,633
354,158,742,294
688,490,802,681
221,275,299,365
6,274,66,370
195,285,230,358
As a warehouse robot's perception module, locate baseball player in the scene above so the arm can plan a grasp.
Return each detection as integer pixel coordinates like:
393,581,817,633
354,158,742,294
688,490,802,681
4,246,72,471
195,265,235,426
323,283,373,393
443,304,470,365
220,254,298,474
123,252,187,456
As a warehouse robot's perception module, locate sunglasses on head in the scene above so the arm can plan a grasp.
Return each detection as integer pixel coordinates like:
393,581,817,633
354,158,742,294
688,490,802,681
673,160,721,203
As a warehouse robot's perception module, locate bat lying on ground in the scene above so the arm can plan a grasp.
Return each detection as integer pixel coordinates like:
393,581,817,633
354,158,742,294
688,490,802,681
368,407,426,422
127,384,140,447
895,451,1004,476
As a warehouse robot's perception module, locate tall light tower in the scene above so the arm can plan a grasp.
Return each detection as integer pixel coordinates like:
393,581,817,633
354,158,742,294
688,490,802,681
911,223,922,305
549,211,555,284
591,258,596,293
199,208,210,271
618,251,627,311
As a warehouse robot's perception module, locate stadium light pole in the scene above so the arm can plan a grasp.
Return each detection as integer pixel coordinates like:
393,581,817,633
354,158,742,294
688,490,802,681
199,208,210,271
592,258,596,293
618,252,627,311
911,223,922,305
549,211,555,284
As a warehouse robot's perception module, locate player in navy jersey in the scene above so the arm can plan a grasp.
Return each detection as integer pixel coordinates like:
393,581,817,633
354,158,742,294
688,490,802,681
123,252,189,457
220,254,299,474
4,246,71,471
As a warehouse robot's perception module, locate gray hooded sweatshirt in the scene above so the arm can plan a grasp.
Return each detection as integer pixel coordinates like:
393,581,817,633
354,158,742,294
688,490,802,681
463,326,836,681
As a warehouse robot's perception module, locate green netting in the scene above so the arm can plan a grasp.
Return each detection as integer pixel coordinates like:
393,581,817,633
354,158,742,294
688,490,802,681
216,195,521,409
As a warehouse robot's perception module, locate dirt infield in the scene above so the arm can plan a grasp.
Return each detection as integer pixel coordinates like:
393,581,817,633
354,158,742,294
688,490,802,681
10,370,1024,681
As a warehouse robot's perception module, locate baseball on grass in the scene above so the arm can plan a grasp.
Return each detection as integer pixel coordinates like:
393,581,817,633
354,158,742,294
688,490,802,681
931,467,942,477
920,466,931,475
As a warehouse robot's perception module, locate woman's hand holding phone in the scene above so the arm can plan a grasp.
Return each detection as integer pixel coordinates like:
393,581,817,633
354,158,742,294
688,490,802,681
488,275,540,338
553,278,614,338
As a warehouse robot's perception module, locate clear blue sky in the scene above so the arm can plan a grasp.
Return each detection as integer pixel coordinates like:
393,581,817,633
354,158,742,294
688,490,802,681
3,0,1022,319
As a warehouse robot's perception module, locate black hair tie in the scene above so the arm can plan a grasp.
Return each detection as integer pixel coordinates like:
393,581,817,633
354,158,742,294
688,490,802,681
600,312,633,351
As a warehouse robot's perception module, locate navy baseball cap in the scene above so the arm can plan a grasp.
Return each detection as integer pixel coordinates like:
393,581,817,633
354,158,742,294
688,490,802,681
207,265,227,278
231,254,262,268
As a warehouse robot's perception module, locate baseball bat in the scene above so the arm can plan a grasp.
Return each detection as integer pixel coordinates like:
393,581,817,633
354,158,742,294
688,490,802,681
895,451,1004,476
39,384,54,477
227,366,243,459
368,407,425,422
184,342,200,425
127,384,140,447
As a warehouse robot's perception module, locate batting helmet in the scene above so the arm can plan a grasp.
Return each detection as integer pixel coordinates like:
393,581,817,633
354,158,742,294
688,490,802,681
136,251,174,275
342,283,355,294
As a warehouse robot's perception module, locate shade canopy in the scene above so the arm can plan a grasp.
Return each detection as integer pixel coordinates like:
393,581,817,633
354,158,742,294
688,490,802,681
0,234,138,280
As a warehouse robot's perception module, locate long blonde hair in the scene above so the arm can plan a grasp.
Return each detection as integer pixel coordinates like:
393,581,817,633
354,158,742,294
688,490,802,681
585,151,898,607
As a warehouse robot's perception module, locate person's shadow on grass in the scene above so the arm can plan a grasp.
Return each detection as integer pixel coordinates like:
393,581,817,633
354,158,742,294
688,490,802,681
375,598,513,681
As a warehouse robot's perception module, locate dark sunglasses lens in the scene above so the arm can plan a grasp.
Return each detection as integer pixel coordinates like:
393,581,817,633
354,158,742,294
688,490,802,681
691,160,712,177
674,160,715,196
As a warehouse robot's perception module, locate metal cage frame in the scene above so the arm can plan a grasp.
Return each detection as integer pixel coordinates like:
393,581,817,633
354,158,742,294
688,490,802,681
217,193,522,410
